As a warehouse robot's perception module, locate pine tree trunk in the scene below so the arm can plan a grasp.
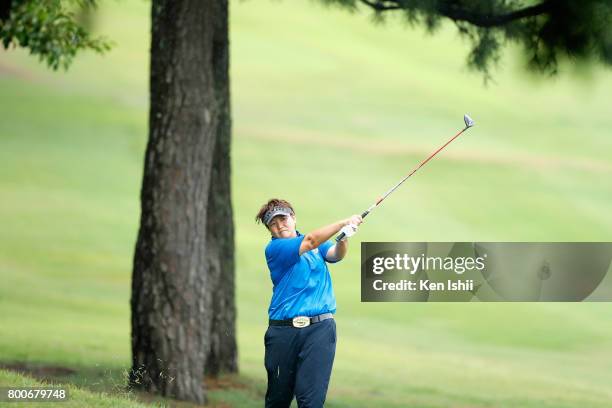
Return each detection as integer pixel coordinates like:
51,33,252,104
205,0,238,376
129,0,228,403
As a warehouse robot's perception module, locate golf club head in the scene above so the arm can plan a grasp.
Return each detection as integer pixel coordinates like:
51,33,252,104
464,114,475,128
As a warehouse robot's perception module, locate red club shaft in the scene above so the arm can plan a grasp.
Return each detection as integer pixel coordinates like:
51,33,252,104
335,121,473,242
376,125,469,207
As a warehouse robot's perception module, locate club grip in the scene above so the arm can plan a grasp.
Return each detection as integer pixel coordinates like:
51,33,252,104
334,210,371,242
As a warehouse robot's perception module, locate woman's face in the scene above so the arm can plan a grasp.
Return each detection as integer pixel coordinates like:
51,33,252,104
268,214,297,239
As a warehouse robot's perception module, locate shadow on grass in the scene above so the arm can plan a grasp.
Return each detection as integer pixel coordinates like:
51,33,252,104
0,361,265,408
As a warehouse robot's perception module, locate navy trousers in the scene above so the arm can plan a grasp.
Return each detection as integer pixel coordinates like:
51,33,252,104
264,318,337,408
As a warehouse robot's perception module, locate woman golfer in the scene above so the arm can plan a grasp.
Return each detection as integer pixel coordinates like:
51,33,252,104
256,198,362,408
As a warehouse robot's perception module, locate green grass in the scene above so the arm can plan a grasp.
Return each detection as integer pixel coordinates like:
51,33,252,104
1,0,612,406
0,369,150,407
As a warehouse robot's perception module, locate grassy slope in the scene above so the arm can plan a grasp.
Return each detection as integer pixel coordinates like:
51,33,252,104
1,0,612,407
0,369,150,408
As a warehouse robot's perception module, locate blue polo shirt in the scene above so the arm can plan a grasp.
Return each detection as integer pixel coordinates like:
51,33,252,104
265,232,338,320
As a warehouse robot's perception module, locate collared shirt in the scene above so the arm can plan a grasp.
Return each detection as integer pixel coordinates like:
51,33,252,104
265,232,338,320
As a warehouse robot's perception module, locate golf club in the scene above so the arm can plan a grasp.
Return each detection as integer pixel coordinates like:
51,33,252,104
336,114,475,242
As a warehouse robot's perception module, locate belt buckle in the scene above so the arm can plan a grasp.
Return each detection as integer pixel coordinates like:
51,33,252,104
292,316,310,328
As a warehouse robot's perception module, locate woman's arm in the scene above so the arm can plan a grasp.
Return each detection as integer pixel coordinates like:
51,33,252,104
324,238,348,262
299,214,362,255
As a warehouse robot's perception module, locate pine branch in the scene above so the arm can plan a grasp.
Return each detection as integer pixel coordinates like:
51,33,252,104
359,0,554,27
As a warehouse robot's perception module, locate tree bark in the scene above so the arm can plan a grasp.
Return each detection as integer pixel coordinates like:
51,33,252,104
205,0,238,376
129,0,231,403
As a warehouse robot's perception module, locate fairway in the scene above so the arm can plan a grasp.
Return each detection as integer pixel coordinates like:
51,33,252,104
1,0,612,407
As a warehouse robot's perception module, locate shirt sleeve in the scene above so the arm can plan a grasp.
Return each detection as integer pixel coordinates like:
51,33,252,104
318,240,340,263
265,235,305,283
